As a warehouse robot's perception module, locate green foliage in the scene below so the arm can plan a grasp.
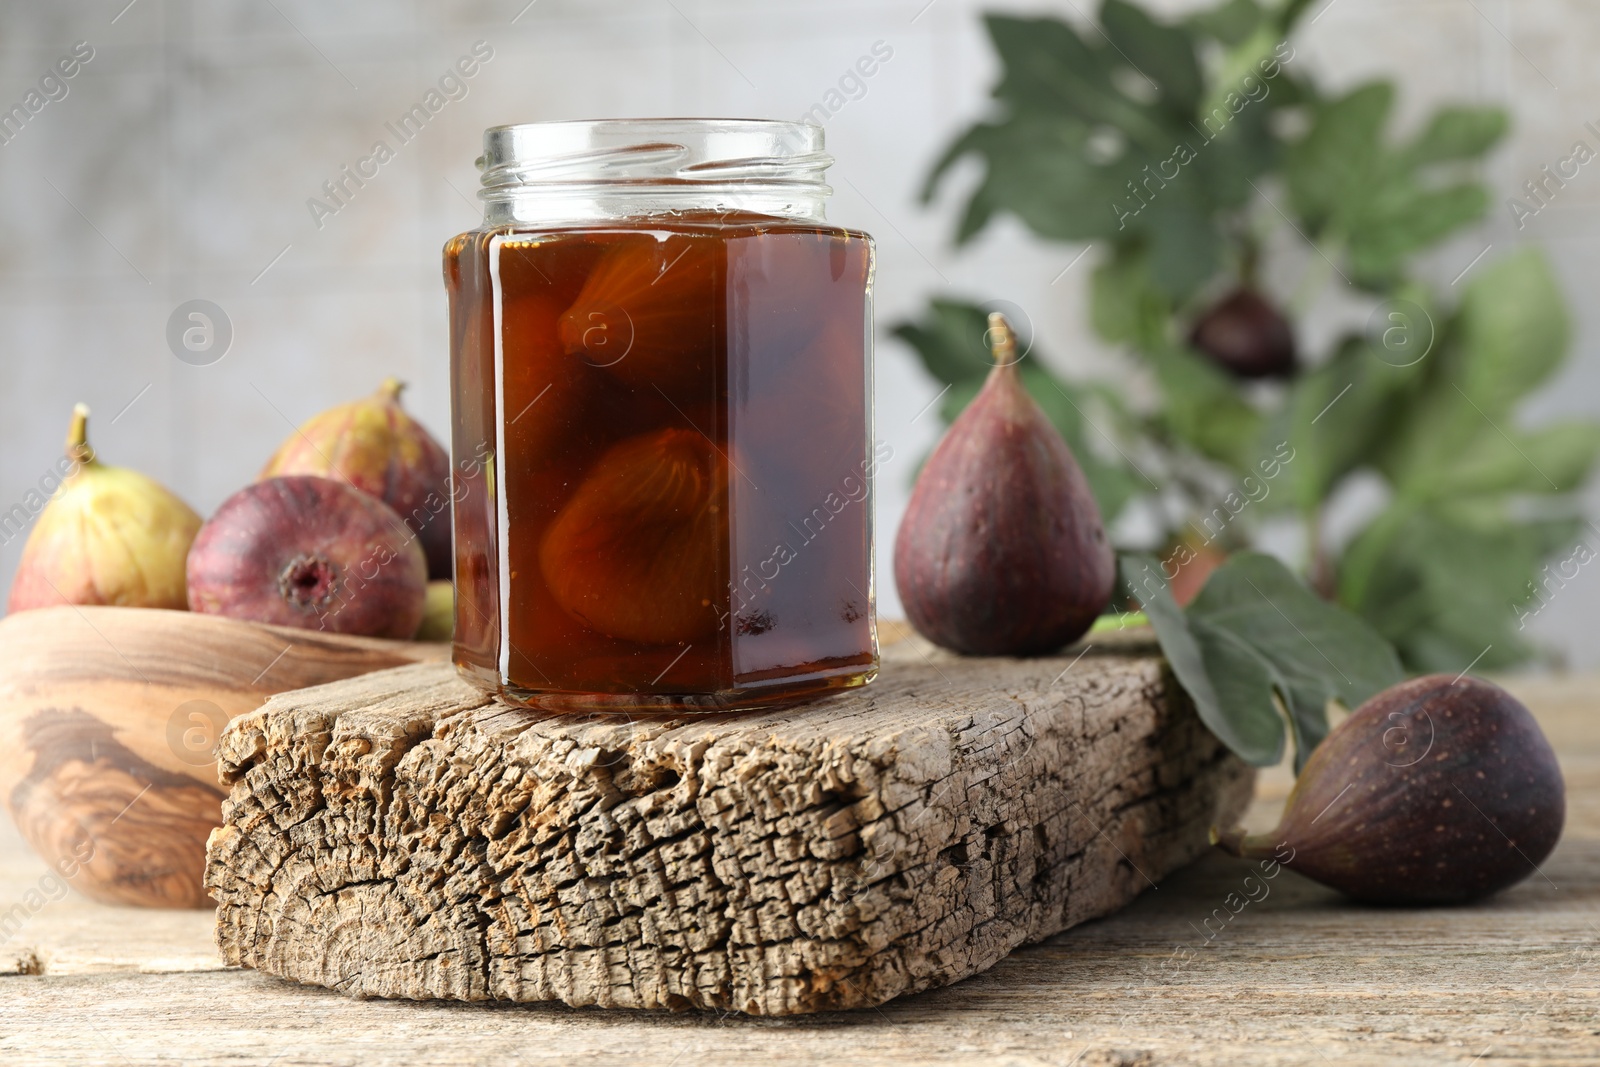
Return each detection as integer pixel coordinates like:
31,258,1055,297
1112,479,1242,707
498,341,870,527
922,5,1301,299
895,0,1600,681
1284,84,1506,288
891,300,1143,522
1271,328,1427,514
1330,250,1600,670
1378,251,1577,497
1127,552,1403,770
1186,0,1265,48
1336,505,1579,672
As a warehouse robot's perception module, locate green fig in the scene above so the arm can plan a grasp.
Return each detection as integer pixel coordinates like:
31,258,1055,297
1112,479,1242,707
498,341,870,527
1215,674,1564,904
893,313,1114,655
7,405,201,613
415,579,454,642
259,378,453,580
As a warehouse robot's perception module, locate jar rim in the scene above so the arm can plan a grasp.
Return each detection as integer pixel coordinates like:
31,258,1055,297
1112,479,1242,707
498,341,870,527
481,116,815,136
477,117,832,193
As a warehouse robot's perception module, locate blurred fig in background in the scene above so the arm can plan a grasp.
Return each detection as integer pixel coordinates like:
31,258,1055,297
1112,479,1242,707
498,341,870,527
1189,288,1296,379
258,378,453,579
895,314,1114,655
7,404,201,613
1165,535,1228,607
415,579,454,642
187,475,427,639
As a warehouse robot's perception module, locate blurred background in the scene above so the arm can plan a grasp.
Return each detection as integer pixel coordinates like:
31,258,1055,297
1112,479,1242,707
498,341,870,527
1,0,1597,667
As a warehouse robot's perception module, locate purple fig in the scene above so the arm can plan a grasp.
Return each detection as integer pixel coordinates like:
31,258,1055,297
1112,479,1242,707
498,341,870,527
1216,674,1565,904
893,313,1114,655
1189,287,1296,378
258,378,453,579
187,475,426,639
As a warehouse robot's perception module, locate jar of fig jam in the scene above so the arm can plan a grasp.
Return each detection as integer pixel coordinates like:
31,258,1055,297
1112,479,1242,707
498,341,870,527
444,119,878,711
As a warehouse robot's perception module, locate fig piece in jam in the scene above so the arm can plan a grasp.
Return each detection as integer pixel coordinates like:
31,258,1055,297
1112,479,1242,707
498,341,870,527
540,427,727,647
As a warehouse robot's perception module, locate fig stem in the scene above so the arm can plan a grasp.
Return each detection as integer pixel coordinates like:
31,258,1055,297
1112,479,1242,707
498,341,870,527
1090,611,1149,633
65,403,96,466
986,312,1016,367
379,377,406,402
1239,235,1260,289
1210,824,1276,859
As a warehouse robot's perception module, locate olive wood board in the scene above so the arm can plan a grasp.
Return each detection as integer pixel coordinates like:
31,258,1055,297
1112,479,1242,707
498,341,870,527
205,632,1253,1015
0,606,447,908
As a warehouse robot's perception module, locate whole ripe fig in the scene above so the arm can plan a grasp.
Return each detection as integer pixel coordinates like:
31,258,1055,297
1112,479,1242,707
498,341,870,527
415,579,453,642
258,378,453,579
1215,674,1564,904
894,314,1114,656
187,475,426,639
8,404,201,613
1189,287,1296,379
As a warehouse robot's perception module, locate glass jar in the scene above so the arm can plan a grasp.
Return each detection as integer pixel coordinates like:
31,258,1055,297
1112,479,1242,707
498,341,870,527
444,119,878,712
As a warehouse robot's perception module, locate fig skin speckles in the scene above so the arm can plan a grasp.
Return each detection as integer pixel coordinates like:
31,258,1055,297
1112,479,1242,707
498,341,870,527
258,379,453,580
187,475,428,639
893,314,1114,656
1215,674,1565,904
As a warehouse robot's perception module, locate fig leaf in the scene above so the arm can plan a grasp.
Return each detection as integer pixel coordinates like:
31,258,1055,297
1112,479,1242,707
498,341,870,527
920,10,1286,300
1335,505,1580,674
1124,551,1403,770
1284,83,1507,290
1184,0,1261,47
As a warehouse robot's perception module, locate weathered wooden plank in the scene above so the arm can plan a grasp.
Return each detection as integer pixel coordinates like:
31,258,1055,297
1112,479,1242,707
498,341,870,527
205,637,1254,1014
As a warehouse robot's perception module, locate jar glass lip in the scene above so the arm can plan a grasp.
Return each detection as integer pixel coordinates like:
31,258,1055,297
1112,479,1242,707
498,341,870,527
481,116,816,137
478,117,832,192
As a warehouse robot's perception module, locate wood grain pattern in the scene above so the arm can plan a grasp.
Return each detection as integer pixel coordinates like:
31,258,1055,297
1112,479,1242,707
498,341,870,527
0,671,1597,1064
0,606,446,908
206,637,1253,1014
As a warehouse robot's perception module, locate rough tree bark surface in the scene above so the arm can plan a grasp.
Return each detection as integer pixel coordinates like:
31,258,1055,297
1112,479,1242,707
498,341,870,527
206,638,1253,1015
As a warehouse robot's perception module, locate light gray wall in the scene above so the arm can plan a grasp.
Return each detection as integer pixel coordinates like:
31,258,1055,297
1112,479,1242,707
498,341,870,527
1,0,1595,667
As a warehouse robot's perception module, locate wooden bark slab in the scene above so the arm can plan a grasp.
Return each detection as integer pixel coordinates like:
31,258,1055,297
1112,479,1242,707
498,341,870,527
206,636,1253,1015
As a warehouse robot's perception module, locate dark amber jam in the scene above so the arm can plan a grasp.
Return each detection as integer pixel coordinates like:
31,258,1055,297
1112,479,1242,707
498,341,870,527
445,213,877,711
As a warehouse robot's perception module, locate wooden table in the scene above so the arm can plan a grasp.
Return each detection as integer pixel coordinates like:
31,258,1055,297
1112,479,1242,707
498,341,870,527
1,673,1596,1066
